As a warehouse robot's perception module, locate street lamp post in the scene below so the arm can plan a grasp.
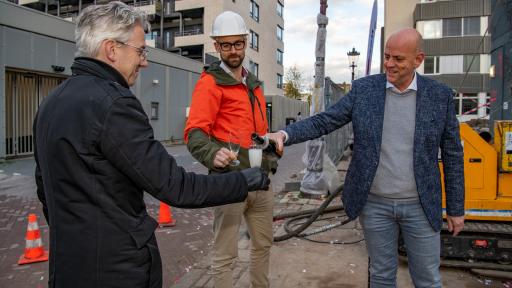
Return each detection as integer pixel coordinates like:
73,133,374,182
347,47,360,82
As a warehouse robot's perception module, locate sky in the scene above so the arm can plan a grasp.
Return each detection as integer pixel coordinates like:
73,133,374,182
283,0,384,86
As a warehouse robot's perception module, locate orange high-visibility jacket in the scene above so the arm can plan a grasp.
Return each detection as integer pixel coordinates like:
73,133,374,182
184,62,268,149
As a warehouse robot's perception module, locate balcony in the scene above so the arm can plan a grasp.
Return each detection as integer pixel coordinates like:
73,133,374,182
174,27,204,47
131,0,156,15
175,0,203,12
175,27,203,37
61,12,78,22
18,0,39,5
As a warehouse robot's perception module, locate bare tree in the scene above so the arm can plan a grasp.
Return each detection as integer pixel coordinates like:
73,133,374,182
284,65,304,100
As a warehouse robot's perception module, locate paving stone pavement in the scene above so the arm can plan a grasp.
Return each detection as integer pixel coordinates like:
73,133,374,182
169,159,510,288
1,143,509,288
0,143,309,288
170,189,346,288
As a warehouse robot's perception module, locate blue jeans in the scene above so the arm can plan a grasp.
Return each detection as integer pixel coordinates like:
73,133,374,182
359,195,441,288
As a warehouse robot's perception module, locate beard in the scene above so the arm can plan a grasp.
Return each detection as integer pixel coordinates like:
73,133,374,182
221,54,244,69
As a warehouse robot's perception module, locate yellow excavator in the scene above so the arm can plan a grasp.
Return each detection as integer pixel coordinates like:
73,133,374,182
436,0,512,274
439,121,512,272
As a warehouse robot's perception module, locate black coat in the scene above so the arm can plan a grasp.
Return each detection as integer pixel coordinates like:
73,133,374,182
34,57,249,288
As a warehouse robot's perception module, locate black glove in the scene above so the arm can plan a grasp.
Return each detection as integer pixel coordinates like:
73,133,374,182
240,168,270,191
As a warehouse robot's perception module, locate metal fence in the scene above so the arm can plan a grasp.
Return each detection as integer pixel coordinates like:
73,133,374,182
5,70,65,158
323,77,352,165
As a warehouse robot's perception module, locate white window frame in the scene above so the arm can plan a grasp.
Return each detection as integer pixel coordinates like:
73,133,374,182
417,20,442,39
249,0,259,22
277,25,284,41
277,73,283,89
423,56,440,75
463,16,481,36
440,55,463,74
442,17,462,37
463,54,480,74
277,1,284,17
277,49,283,65
250,30,259,51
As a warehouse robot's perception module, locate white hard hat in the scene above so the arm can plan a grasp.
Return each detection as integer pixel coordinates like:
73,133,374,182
210,11,249,38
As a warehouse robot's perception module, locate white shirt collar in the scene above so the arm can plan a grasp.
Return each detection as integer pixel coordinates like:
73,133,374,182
220,61,248,85
386,72,417,94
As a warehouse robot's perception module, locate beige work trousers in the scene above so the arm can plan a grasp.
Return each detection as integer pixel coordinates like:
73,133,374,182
210,187,274,288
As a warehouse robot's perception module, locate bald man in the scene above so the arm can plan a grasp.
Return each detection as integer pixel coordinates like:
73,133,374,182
267,28,465,287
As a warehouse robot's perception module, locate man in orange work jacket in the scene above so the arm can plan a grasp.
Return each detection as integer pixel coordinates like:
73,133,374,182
184,11,277,288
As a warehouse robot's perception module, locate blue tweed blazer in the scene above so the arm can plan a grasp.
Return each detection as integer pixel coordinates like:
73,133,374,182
284,73,465,231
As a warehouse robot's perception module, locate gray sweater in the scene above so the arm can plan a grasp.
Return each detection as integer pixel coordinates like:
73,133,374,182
370,85,418,199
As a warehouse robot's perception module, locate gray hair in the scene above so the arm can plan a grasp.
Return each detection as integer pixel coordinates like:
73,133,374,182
75,1,151,57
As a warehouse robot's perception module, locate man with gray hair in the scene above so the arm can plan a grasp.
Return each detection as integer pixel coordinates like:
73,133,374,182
33,2,270,287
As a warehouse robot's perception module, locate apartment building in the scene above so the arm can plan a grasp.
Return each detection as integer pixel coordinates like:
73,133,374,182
1,0,204,159
13,0,285,96
149,0,285,96
384,0,491,122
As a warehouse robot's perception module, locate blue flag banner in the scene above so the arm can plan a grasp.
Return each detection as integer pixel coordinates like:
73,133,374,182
365,0,378,76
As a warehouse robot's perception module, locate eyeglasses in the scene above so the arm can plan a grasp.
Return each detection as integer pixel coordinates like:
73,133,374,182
116,41,149,60
217,40,246,52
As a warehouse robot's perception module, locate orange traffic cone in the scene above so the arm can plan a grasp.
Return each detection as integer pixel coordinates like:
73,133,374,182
18,214,49,265
158,202,176,227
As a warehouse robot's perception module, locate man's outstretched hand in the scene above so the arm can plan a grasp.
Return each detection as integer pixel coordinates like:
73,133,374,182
265,131,286,154
240,168,270,191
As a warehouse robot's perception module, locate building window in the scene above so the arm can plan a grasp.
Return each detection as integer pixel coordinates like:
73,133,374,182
420,17,482,39
277,73,283,89
147,30,158,41
463,17,480,36
249,1,259,22
277,49,283,65
250,30,259,51
277,25,284,41
424,56,440,74
277,1,284,17
150,102,159,120
441,17,480,37
464,55,480,73
249,61,259,77
443,18,462,37
440,55,463,74
417,20,441,39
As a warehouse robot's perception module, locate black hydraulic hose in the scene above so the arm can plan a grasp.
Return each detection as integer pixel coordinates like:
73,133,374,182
273,184,344,242
273,205,344,221
284,213,350,237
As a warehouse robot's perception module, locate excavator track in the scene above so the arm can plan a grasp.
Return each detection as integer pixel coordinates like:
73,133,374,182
445,221,512,235
399,221,512,272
